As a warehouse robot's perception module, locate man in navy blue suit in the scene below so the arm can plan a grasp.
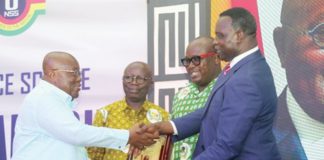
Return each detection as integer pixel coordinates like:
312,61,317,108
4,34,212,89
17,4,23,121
149,8,281,160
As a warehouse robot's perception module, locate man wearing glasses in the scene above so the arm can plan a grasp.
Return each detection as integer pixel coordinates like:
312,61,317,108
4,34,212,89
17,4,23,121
273,0,324,159
87,61,169,160
148,8,280,159
12,52,159,160
171,36,221,160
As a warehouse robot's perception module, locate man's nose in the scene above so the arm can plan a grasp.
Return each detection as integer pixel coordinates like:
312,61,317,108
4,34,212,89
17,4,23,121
130,77,139,85
187,61,196,68
76,74,82,82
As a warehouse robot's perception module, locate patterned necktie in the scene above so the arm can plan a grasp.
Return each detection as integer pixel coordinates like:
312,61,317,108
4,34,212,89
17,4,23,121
223,63,231,75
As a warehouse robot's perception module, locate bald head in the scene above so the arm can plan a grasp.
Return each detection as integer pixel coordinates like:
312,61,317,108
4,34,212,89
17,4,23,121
41,51,81,99
187,36,215,54
281,0,323,25
184,36,220,91
274,0,324,121
124,61,152,77
43,51,78,75
123,61,153,107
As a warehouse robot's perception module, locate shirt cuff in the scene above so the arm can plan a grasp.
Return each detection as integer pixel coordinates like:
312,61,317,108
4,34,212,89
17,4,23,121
108,128,129,151
169,120,178,135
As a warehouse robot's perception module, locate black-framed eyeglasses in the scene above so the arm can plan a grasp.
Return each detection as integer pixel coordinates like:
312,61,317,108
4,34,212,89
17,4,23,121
123,75,152,84
180,52,215,67
283,22,324,48
53,69,81,76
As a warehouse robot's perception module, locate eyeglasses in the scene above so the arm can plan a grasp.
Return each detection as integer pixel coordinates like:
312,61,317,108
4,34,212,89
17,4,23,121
180,52,215,67
283,22,324,48
123,75,152,84
53,69,81,76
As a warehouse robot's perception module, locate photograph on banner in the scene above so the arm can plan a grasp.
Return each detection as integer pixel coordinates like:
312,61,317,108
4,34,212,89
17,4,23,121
259,0,324,159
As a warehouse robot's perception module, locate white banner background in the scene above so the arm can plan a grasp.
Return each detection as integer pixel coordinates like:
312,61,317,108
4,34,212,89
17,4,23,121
0,0,147,159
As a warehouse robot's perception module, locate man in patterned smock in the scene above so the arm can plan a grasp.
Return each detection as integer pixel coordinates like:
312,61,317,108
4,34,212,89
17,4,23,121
172,36,221,160
87,61,169,160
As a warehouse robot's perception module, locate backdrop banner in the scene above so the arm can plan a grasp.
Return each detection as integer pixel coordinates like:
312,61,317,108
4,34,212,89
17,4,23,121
1,0,322,159
0,0,147,159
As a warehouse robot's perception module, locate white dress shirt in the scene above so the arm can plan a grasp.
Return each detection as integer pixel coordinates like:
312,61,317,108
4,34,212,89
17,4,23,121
12,80,129,160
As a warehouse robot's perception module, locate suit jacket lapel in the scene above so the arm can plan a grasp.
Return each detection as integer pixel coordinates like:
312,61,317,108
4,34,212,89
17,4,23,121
202,68,231,116
202,50,262,117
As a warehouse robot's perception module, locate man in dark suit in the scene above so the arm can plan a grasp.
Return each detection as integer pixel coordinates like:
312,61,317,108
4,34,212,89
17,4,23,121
273,0,324,159
150,7,280,160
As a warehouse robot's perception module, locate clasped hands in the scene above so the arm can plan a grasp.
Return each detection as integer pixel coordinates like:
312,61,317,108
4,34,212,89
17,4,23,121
128,123,160,150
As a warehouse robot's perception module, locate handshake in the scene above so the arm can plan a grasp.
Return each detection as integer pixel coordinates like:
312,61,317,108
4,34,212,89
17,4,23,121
127,123,161,149
127,121,173,149
126,122,174,159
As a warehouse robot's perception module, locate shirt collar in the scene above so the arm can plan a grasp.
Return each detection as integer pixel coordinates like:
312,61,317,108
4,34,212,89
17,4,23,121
229,46,259,68
286,87,324,140
191,78,216,94
121,98,149,112
39,79,74,107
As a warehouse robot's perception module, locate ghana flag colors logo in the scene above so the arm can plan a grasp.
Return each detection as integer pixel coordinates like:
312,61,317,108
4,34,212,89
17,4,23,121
0,0,45,36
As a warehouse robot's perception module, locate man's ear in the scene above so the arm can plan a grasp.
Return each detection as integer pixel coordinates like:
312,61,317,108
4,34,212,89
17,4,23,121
214,55,221,65
48,71,55,78
235,29,244,43
148,79,154,94
150,79,154,85
42,70,56,85
273,27,286,68
45,71,57,83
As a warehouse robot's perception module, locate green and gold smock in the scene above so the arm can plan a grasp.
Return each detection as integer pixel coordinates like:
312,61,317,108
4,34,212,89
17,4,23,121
87,99,169,160
171,79,216,160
